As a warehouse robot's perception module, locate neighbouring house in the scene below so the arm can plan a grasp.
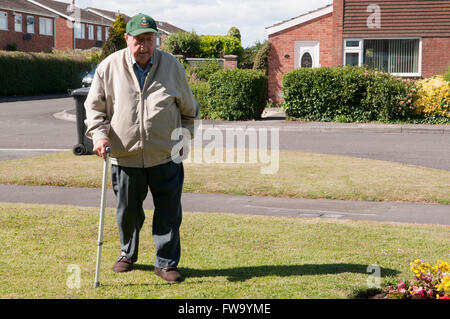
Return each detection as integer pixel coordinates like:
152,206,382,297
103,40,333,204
0,0,186,52
27,0,111,51
86,7,185,48
0,0,58,52
266,0,450,103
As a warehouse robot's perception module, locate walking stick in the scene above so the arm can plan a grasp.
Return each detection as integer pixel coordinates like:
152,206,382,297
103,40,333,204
94,146,111,288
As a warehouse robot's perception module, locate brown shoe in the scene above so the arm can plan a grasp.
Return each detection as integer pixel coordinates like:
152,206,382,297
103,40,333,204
154,266,184,283
113,255,134,273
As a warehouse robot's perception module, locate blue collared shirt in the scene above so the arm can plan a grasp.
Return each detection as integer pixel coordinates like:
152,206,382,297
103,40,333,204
131,54,153,90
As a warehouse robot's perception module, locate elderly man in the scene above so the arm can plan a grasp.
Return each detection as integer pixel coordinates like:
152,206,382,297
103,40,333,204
85,13,199,283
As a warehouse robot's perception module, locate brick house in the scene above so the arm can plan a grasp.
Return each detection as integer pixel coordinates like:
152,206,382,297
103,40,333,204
0,0,58,52
86,7,185,48
28,0,111,50
266,0,450,103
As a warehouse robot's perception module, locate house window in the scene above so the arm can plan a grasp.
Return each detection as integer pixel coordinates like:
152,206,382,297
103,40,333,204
88,25,94,40
97,26,102,41
105,27,109,40
14,13,22,32
364,39,420,75
0,12,7,30
343,39,363,67
300,52,313,68
74,22,85,39
39,17,53,36
343,38,421,76
27,16,34,33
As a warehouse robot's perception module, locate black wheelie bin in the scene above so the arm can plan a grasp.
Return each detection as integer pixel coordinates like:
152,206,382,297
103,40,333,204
70,87,93,155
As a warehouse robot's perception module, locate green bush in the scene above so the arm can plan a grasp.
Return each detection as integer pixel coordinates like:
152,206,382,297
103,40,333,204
199,35,242,58
253,40,271,74
189,80,211,119
208,69,268,120
282,66,416,122
163,31,201,58
188,60,222,82
0,51,92,96
444,66,450,82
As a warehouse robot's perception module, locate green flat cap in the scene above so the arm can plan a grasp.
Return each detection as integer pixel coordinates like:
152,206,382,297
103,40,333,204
126,13,158,36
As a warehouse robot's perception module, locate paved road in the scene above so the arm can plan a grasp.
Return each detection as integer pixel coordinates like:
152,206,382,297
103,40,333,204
1,97,449,171
0,97,74,160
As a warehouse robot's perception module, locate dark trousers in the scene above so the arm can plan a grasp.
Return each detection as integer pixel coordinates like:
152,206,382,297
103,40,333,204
111,161,184,269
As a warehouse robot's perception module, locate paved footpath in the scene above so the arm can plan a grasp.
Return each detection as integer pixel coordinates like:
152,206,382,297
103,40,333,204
0,184,449,226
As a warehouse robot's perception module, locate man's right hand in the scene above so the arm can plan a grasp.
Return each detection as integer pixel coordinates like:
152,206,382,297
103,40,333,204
93,139,110,161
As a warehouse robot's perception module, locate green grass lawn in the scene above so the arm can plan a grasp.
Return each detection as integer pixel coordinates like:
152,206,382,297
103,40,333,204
0,202,448,299
0,149,449,204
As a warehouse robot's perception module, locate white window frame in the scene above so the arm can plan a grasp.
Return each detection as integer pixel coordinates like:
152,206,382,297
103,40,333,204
343,38,363,67
97,26,102,41
39,17,53,36
343,38,422,77
0,11,8,31
14,13,22,32
27,15,35,34
294,41,320,69
74,22,85,39
88,24,94,40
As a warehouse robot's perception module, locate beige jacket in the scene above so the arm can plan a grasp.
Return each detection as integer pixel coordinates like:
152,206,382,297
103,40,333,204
85,48,199,168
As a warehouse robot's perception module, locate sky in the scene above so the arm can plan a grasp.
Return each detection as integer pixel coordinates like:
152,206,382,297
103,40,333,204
73,0,332,48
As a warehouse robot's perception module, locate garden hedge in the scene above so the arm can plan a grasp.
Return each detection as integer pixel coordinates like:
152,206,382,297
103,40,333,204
282,66,417,122
207,69,267,121
0,51,92,96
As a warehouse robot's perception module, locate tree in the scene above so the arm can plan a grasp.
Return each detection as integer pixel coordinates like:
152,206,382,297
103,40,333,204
253,40,271,74
100,14,127,61
227,27,241,42
239,40,264,69
163,31,201,58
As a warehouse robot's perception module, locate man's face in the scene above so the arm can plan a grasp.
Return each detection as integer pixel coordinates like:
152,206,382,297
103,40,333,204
125,32,156,66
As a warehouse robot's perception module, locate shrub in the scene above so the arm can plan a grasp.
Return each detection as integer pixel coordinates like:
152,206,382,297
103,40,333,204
189,80,211,119
253,40,271,74
227,27,241,42
199,35,242,58
282,66,416,122
444,66,450,82
414,76,450,120
239,41,264,69
188,59,222,82
0,51,91,96
208,69,268,120
6,43,17,51
163,31,201,58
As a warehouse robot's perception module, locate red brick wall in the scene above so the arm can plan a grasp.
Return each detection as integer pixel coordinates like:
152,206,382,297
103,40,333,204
55,17,73,50
332,0,344,66
421,38,450,78
267,13,334,103
55,18,108,50
0,10,54,52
